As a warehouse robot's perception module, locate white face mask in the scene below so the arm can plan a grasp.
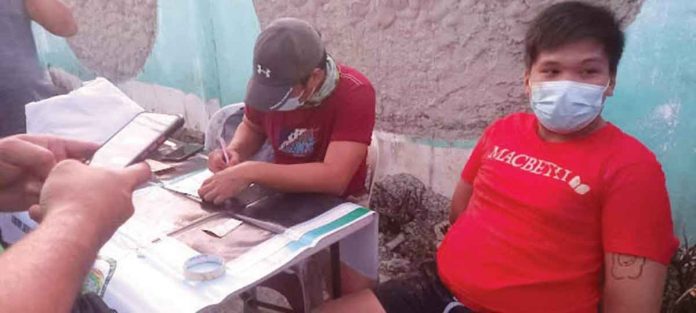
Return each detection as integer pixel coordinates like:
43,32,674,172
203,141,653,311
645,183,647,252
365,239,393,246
530,80,609,134
308,54,339,103
275,93,307,111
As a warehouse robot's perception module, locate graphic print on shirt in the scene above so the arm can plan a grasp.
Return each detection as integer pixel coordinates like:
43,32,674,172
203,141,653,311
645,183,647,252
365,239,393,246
487,145,591,195
278,128,318,157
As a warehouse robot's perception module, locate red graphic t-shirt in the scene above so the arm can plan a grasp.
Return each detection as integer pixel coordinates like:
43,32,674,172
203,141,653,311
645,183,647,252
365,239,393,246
437,113,678,313
245,65,376,197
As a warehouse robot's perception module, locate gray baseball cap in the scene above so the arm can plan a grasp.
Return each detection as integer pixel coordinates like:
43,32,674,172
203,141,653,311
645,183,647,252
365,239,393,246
245,18,325,111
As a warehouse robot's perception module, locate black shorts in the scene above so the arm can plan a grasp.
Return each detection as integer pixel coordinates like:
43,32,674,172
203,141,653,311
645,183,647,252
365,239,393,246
373,262,473,313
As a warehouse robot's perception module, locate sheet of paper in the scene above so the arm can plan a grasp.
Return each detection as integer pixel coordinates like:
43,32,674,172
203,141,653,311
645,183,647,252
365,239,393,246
161,169,213,200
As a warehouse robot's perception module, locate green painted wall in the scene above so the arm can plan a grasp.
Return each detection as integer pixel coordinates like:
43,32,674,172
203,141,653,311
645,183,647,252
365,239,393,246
33,0,259,106
604,0,696,238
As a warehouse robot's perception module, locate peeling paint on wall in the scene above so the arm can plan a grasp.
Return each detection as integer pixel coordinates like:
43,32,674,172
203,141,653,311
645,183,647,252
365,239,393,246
64,0,157,82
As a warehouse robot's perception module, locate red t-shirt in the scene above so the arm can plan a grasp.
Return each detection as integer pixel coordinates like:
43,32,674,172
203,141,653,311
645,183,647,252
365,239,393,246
244,65,376,197
437,113,678,313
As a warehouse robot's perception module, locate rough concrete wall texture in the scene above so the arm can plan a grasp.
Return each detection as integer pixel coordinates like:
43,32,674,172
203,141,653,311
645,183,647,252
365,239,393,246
35,0,259,105
64,0,157,82
253,0,644,140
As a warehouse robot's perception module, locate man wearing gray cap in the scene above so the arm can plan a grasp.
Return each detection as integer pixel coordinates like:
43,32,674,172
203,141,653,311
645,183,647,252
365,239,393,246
199,18,377,293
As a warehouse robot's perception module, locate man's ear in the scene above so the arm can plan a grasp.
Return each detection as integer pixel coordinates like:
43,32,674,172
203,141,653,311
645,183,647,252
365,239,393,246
308,68,325,91
606,75,617,97
299,68,325,102
311,68,324,85
523,70,531,97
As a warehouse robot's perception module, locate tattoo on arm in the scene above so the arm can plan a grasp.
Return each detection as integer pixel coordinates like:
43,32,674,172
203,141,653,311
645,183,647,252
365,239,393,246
610,254,646,280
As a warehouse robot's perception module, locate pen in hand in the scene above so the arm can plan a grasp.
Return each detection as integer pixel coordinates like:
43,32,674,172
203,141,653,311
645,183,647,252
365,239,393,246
217,136,230,165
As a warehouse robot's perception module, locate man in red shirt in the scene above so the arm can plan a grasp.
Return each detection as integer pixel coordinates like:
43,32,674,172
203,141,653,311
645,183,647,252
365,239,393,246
320,2,678,312
198,18,376,293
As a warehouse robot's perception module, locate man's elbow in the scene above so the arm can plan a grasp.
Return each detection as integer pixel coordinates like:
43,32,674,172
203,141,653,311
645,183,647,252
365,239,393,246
326,180,349,197
325,173,352,197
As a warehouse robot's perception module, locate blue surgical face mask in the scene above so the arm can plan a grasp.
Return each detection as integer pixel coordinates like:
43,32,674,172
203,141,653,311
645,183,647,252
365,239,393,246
271,85,315,111
530,80,609,134
275,94,305,111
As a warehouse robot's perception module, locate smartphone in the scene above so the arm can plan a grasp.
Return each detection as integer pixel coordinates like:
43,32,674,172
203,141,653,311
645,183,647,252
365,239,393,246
161,143,203,162
89,112,184,168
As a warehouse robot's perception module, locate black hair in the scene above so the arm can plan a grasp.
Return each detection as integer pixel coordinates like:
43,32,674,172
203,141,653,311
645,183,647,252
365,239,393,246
525,1,625,74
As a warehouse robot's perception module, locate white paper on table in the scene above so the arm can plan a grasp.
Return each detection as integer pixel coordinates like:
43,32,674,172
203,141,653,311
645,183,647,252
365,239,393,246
25,77,144,144
101,203,375,313
161,169,213,200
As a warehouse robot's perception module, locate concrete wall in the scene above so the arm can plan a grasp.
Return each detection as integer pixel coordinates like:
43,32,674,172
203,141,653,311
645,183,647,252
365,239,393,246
252,0,644,140
32,0,260,131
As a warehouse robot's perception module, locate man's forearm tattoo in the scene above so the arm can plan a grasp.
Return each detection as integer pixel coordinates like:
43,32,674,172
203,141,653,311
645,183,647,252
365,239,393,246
611,254,646,280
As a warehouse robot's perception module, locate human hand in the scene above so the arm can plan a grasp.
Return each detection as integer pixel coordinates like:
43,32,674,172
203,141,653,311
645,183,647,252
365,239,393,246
198,164,251,205
24,0,78,37
29,160,151,245
207,148,241,173
0,135,98,211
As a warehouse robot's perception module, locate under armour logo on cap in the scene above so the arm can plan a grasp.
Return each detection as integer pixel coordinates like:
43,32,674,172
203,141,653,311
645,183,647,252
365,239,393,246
257,64,271,78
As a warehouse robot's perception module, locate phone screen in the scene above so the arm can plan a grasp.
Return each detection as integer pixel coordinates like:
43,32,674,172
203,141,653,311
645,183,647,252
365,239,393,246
90,113,183,168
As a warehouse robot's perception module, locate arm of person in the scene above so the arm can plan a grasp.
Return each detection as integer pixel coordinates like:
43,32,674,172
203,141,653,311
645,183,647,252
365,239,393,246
449,125,492,224
602,253,668,313
449,179,473,224
200,141,366,203
241,140,366,195
24,0,77,37
600,159,677,313
0,161,149,312
230,117,267,161
0,210,103,312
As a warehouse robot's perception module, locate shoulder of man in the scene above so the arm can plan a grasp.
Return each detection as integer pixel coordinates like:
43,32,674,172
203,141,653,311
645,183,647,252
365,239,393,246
337,65,374,92
328,65,376,114
604,124,661,168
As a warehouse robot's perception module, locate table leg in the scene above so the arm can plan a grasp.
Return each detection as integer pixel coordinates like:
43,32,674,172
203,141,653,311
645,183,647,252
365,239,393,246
330,242,341,299
241,289,259,313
